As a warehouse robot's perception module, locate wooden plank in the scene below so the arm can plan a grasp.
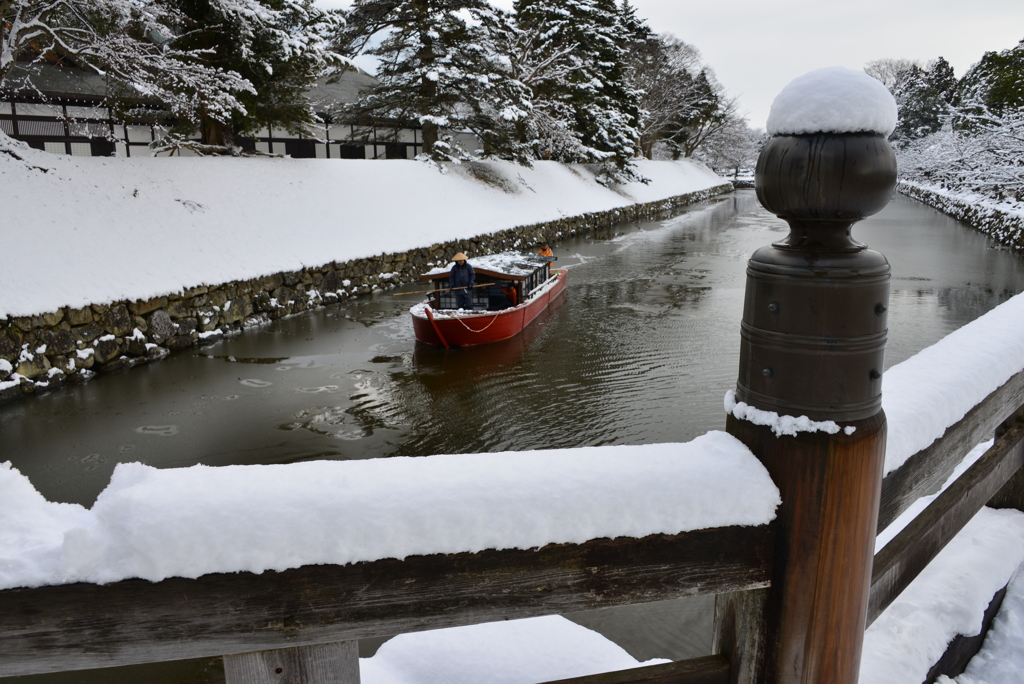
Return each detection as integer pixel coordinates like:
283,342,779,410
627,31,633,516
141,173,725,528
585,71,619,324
0,526,772,677
923,585,1007,683
988,406,1024,511
538,655,730,684
878,368,1024,533
224,641,359,684
868,419,1024,625
711,588,766,684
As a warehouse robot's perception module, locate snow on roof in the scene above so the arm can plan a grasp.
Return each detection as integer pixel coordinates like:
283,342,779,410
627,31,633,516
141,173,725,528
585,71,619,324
423,252,551,279
765,66,898,137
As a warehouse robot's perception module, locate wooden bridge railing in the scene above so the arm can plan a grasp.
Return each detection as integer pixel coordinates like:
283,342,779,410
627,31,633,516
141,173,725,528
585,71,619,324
4,74,1024,684
1,368,1020,683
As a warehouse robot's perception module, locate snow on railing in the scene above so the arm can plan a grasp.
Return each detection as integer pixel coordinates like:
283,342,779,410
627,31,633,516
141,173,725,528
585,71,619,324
881,290,1024,475
0,431,779,591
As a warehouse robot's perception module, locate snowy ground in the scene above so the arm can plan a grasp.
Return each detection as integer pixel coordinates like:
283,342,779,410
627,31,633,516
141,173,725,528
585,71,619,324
0,133,725,319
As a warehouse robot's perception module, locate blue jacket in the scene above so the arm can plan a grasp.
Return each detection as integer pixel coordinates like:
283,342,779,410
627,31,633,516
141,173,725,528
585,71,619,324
449,262,475,289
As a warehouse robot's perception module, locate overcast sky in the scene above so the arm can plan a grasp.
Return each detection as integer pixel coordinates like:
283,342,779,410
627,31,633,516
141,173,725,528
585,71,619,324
320,0,1024,130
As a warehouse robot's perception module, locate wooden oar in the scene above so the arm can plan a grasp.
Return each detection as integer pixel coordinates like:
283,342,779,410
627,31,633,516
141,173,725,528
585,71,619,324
390,282,500,296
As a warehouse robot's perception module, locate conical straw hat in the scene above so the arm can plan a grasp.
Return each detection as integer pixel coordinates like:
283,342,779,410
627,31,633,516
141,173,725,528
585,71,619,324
452,252,469,261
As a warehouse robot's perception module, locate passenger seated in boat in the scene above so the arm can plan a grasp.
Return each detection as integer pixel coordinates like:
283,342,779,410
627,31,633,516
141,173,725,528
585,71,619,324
488,282,517,310
502,283,518,307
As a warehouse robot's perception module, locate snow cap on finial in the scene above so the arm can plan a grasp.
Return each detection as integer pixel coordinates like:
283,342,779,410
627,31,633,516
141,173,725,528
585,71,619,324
766,66,898,137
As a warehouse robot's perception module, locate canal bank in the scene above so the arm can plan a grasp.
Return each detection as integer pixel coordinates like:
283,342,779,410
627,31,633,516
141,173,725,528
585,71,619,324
898,180,1024,251
0,135,731,404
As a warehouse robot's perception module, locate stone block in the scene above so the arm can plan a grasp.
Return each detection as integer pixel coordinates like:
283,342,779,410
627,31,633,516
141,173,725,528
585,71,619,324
100,356,138,373
100,305,133,337
41,329,76,355
165,300,191,319
127,296,168,316
91,337,122,365
177,318,198,335
42,310,64,327
165,335,194,351
272,286,294,304
65,306,94,326
12,314,45,332
75,348,96,370
261,274,284,291
196,331,224,347
197,311,219,332
208,289,229,308
73,324,104,345
127,336,150,356
17,354,51,380
0,329,20,360
183,285,209,297
145,310,176,344
321,270,342,294
221,299,250,325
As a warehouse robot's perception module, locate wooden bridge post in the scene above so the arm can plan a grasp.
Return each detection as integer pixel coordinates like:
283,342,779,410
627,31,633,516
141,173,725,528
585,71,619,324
224,641,361,684
714,123,898,684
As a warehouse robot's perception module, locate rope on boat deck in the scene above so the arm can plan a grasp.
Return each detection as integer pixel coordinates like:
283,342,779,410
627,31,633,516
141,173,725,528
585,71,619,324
455,311,502,333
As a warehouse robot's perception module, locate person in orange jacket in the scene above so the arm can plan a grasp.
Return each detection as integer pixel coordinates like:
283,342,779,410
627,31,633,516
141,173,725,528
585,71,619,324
501,282,518,308
537,241,553,268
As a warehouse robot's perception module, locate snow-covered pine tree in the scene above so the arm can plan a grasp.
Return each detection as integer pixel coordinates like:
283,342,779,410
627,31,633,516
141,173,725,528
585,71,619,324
0,0,253,135
512,0,643,182
340,0,533,165
164,0,343,149
888,40,1023,205
956,38,1024,118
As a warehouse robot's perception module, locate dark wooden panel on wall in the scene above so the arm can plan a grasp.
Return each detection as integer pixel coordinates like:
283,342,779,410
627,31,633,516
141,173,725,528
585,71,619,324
0,524,772,677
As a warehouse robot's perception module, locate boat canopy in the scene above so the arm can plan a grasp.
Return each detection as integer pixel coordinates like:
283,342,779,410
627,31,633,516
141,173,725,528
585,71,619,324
420,252,550,282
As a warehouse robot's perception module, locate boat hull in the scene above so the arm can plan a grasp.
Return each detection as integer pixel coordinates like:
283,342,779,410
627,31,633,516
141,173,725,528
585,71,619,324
412,271,567,347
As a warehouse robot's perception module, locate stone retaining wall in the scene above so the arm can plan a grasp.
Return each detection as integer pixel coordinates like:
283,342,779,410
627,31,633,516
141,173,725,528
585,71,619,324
0,184,733,405
899,181,1024,251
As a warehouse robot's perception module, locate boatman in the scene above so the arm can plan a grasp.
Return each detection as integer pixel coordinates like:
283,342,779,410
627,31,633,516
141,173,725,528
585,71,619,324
537,241,554,268
449,252,475,310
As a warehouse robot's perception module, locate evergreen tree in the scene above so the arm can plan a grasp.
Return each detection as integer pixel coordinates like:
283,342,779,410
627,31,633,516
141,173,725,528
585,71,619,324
957,38,1024,118
340,0,532,164
1,0,253,135
166,0,343,149
925,56,957,104
513,0,642,180
866,58,955,145
891,64,948,144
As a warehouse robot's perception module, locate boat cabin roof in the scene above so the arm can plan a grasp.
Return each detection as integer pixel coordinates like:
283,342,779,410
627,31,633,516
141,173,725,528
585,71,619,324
420,252,550,282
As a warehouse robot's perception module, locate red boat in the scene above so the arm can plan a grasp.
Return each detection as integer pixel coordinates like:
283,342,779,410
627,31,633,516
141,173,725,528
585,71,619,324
411,252,567,348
